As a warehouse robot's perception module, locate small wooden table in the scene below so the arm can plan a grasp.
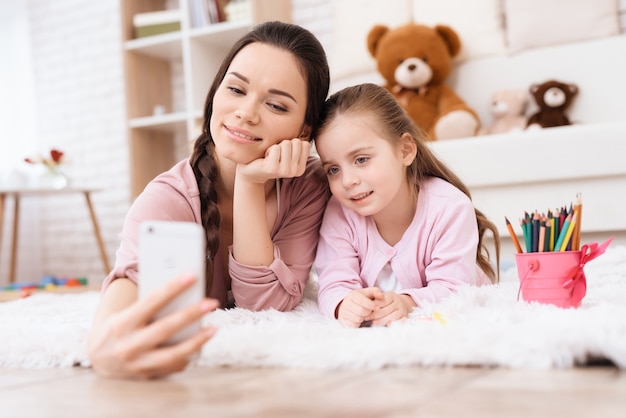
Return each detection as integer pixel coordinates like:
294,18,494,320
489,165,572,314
0,187,111,283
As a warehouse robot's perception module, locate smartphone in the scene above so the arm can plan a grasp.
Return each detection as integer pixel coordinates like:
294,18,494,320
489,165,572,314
138,220,206,346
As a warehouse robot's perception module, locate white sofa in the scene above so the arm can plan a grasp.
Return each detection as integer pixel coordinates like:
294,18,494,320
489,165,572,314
325,0,626,257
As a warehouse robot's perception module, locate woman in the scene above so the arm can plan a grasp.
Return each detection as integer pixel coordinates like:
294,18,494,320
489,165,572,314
88,21,330,379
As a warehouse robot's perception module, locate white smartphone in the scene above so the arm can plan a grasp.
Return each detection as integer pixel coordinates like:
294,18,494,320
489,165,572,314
138,220,206,346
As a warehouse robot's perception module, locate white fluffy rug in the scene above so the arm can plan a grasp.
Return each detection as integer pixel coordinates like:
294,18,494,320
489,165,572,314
2,246,626,370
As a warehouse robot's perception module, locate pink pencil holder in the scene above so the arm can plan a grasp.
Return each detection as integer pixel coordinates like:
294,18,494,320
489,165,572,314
514,238,613,308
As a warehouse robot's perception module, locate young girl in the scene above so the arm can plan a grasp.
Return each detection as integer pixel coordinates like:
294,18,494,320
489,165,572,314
87,21,330,379
313,83,500,328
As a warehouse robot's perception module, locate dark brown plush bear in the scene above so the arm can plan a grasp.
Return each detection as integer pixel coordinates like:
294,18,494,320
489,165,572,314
526,80,578,129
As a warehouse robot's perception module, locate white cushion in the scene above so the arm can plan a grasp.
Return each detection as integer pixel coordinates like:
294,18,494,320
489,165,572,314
411,0,507,61
329,0,412,82
505,0,621,53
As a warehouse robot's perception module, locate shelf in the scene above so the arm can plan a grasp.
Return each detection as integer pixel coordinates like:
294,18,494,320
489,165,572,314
189,20,252,45
124,31,183,60
129,112,188,132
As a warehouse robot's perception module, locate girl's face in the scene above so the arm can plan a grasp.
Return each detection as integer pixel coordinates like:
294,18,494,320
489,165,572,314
210,43,310,165
316,112,416,219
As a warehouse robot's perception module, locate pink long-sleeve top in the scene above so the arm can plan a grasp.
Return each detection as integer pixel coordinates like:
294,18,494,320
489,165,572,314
103,157,329,311
314,176,490,318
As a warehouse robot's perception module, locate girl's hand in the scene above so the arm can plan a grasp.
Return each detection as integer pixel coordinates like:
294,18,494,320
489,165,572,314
87,274,219,380
237,138,311,184
369,292,416,326
336,287,384,328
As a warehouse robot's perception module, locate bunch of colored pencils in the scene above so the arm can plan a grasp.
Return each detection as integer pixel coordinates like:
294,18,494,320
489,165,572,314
505,194,583,253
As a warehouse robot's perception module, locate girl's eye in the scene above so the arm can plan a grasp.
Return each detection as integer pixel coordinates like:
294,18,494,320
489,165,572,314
326,166,339,176
355,156,369,165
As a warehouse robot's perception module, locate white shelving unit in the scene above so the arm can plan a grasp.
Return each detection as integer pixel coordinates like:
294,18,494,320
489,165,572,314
120,0,291,198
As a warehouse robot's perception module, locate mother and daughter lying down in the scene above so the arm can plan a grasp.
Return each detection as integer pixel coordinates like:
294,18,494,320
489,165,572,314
87,21,500,379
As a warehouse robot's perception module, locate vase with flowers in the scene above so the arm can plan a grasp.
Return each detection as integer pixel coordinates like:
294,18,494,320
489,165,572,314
24,148,69,189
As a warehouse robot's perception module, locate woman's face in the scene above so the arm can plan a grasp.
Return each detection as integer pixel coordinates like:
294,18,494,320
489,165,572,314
210,42,310,165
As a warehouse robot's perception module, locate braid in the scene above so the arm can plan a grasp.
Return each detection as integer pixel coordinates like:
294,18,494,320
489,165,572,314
190,132,221,296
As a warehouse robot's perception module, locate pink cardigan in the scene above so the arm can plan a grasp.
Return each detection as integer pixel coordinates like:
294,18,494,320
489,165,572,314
314,176,490,318
103,157,329,311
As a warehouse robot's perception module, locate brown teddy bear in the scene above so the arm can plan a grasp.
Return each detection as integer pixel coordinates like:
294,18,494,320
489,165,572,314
367,23,480,140
526,80,579,129
480,88,529,135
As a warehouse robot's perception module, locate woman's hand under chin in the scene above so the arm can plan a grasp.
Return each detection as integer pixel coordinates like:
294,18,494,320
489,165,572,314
87,275,219,380
237,138,311,184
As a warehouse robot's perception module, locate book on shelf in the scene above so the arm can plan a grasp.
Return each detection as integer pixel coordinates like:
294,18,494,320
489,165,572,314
189,0,226,27
133,9,182,38
224,0,251,22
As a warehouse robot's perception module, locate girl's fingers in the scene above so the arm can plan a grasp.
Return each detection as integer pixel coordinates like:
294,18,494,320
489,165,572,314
360,287,384,301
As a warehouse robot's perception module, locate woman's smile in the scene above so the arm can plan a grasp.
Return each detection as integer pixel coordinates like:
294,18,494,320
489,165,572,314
225,125,261,143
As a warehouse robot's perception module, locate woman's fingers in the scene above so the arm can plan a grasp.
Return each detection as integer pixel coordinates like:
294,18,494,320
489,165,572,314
242,138,310,182
128,298,219,356
278,138,309,176
129,273,198,327
126,326,218,380
267,139,310,177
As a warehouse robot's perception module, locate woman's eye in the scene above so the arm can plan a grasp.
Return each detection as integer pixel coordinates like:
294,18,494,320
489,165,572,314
355,156,369,165
268,103,288,113
227,86,245,95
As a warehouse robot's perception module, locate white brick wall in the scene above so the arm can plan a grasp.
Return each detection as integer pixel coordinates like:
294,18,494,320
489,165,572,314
292,0,332,50
3,0,129,286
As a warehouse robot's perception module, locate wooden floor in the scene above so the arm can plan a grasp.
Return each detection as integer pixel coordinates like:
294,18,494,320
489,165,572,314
0,364,624,417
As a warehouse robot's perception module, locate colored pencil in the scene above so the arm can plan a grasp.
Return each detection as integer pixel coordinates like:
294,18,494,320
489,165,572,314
572,193,582,250
538,220,546,252
505,217,523,253
544,219,551,252
554,213,572,252
559,212,578,252
532,212,540,252
547,212,554,251
521,218,531,253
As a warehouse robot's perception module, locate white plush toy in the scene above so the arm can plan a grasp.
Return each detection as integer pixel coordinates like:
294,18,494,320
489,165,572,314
480,88,529,135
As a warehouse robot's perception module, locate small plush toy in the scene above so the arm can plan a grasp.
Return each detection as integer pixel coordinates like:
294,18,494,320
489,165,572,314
526,80,578,129
367,23,480,140
480,88,529,135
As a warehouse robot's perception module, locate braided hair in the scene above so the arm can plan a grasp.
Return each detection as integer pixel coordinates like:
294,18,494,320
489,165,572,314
189,22,330,295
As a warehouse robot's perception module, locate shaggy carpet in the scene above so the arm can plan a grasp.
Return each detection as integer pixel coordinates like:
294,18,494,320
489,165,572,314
1,246,625,370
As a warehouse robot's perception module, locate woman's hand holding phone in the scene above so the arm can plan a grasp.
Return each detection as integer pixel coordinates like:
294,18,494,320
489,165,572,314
88,275,219,379
88,221,220,379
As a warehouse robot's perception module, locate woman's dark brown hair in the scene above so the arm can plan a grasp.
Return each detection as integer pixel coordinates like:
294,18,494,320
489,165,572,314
316,83,500,282
189,21,330,294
